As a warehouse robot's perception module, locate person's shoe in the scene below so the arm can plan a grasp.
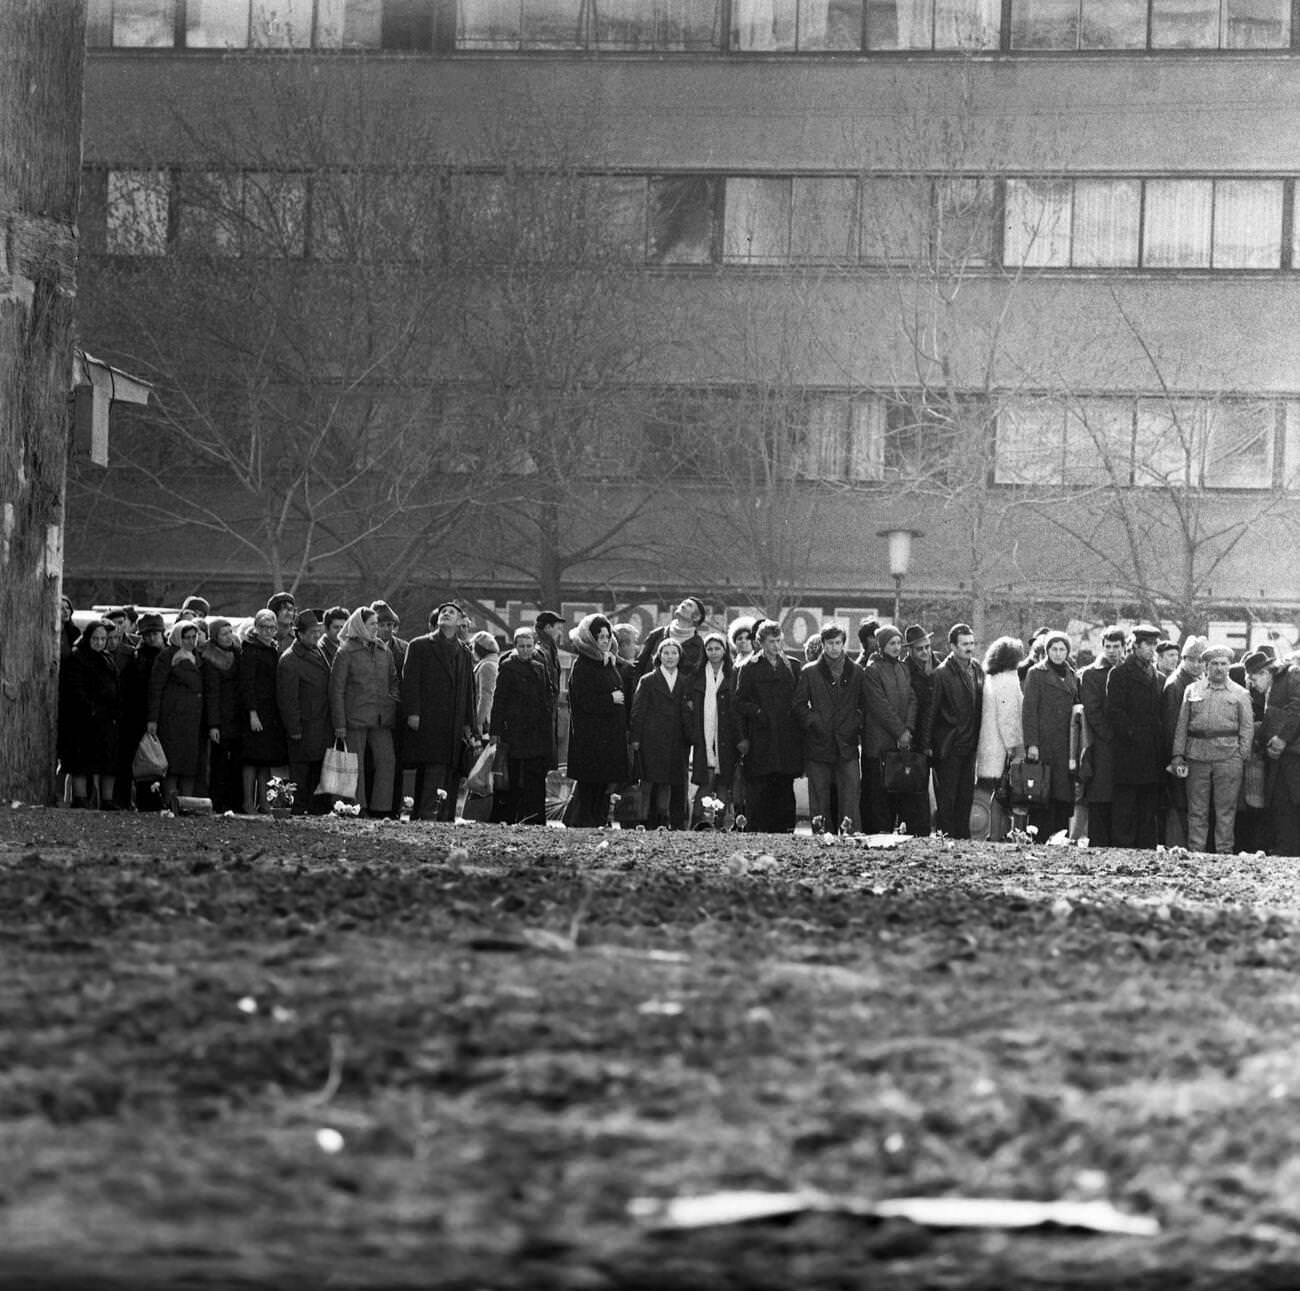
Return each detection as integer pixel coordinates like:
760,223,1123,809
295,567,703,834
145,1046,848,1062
100,801,121,812
70,797,91,810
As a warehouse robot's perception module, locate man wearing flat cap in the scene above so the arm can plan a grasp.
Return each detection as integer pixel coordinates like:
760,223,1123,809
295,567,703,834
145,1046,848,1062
1104,625,1164,848
1170,645,1253,854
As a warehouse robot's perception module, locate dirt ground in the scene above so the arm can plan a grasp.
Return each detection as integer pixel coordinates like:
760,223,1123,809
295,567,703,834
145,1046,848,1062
3,807,1300,1289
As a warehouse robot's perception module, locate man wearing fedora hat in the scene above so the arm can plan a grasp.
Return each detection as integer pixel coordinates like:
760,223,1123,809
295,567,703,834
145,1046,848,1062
1104,625,1165,848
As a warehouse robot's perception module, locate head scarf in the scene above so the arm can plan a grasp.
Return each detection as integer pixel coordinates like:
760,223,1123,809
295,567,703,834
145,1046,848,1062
338,606,377,647
170,619,199,666
573,613,616,666
201,617,237,671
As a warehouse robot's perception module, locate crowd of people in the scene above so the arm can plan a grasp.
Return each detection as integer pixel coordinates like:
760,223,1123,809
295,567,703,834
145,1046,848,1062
55,590,1300,854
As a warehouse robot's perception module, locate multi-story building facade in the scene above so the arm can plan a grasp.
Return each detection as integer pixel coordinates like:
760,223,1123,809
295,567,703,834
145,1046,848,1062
72,0,1300,645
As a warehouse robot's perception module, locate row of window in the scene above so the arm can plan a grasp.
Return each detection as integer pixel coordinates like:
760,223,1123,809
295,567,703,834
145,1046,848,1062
88,0,1295,52
87,167,1300,272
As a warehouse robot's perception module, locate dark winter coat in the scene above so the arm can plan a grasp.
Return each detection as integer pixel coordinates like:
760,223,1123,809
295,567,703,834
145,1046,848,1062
687,661,736,787
1104,653,1165,786
636,626,706,683
907,653,937,730
59,645,121,775
122,643,163,746
201,642,242,740
862,653,919,759
792,656,867,764
630,668,692,785
923,655,984,761
329,638,399,731
1021,660,1079,804
489,653,556,762
278,640,334,762
566,652,630,784
148,648,205,777
400,630,477,770
1078,659,1115,804
734,653,804,778
1260,661,1300,806
237,635,288,766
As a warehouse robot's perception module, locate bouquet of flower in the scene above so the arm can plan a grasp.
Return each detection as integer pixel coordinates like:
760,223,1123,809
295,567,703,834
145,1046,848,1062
265,778,296,809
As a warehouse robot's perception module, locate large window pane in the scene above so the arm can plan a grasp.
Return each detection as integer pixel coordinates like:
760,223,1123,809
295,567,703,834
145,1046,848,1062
848,396,886,480
791,177,859,262
1143,179,1212,268
995,404,1064,485
582,176,647,261
1011,0,1078,48
860,177,926,263
244,172,307,258
458,0,520,46
1072,178,1140,267
934,178,995,266
316,0,384,46
934,0,999,46
1224,0,1289,45
799,0,865,47
1213,179,1283,269
1064,399,1133,485
1004,179,1071,267
112,0,177,44
648,176,718,264
1206,402,1275,488
866,0,933,44
106,170,169,256
177,171,242,256
1079,0,1147,45
1150,0,1217,45
885,396,958,482
723,178,791,262
593,0,724,49
1136,398,1202,486
185,0,250,45
251,0,313,44
521,0,585,46
798,397,850,479
87,0,114,45
732,0,798,47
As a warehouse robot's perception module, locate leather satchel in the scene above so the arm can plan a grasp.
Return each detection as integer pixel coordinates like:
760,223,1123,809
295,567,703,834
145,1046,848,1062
1008,757,1052,806
881,748,927,793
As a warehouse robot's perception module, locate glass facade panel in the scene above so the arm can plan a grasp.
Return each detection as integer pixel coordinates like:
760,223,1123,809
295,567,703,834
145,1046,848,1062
723,178,791,262
866,0,934,45
847,396,886,481
934,0,1000,46
112,0,177,44
1072,179,1140,267
798,0,866,47
1143,179,1213,268
106,170,170,255
732,0,798,48
1212,179,1283,269
934,177,995,266
593,0,724,48
648,176,718,264
582,176,648,261
521,0,586,46
458,0,521,46
1064,399,1133,485
1010,0,1078,47
995,404,1064,484
1150,0,1218,45
177,171,243,256
185,0,250,45
859,177,927,263
1135,398,1201,486
251,0,314,44
790,177,859,262
1224,0,1289,45
243,172,307,257
798,397,849,479
1205,402,1274,487
1078,0,1146,46
315,0,384,45
1004,179,1071,268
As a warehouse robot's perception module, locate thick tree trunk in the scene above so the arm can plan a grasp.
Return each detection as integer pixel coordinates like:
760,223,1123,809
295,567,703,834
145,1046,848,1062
0,1,87,802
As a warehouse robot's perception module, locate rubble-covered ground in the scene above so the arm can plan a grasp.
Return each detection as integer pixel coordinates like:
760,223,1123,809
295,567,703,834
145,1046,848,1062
3,807,1300,1289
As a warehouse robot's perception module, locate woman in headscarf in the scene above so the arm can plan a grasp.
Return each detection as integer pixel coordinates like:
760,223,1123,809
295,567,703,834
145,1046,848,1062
59,595,79,661
329,605,400,817
687,630,734,826
471,630,500,739
201,617,243,813
60,618,122,808
148,620,206,805
238,609,289,813
631,638,692,829
566,613,630,827
1021,629,1079,840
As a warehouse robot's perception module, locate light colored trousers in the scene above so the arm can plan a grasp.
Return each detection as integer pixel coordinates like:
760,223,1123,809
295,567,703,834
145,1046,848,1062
1186,757,1243,854
346,725,395,814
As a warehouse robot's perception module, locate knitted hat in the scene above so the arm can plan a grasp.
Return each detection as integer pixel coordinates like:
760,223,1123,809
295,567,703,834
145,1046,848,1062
876,625,903,650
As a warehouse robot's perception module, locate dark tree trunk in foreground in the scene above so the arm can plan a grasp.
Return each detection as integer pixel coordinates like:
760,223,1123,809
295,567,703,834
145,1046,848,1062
0,0,86,802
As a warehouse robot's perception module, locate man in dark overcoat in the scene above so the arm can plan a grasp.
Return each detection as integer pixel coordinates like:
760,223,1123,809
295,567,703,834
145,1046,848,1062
489,626,556,825
1078,626,1124,846
401,601,478,821
1260,653,1300,856
1104,624,1165,848
922,622,983,839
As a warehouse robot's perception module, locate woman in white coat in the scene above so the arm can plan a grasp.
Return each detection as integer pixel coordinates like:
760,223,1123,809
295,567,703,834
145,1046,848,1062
975,636,1025,839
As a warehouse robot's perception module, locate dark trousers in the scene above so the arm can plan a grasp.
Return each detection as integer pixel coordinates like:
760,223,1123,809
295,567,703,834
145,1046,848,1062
572,781,612,828
288,758,326,815
745,772,796,833
645,782,689,830
208,738,243,814
1113,783,1160,849
1029,798,1073,841
502,756,549,825
413,764,458,820
1087,800,1114,848
862,756,909,834
933,751,976,838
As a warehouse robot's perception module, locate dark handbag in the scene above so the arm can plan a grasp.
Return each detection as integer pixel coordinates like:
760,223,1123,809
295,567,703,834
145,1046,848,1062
1008,758,1052,806
881,748,927,793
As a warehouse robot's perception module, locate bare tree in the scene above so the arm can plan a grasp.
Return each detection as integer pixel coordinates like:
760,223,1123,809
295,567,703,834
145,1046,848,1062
0,0,87,801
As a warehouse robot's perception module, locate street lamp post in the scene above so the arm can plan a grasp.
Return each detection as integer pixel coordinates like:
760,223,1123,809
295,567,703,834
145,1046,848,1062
878,528,924,625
